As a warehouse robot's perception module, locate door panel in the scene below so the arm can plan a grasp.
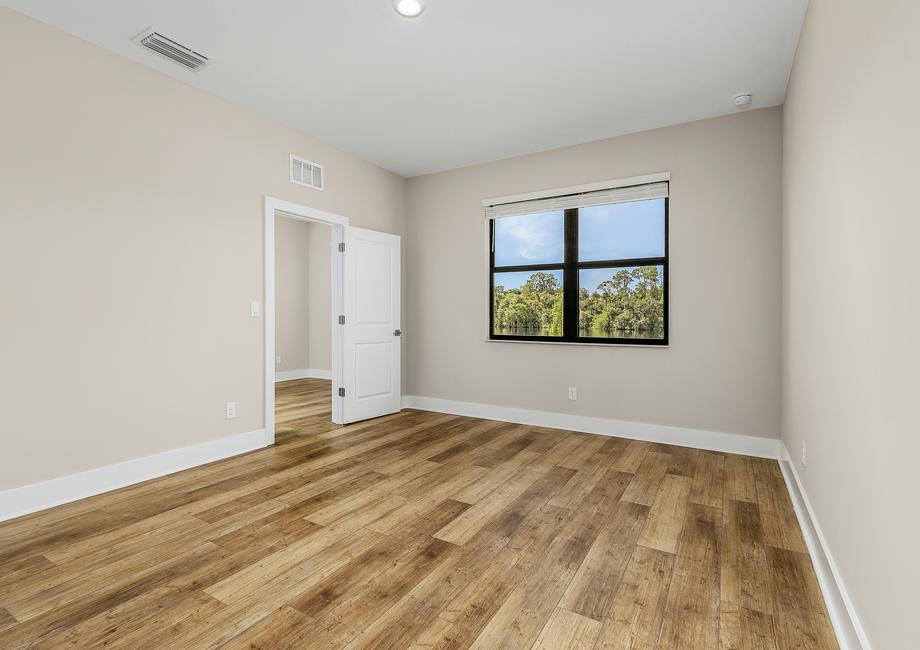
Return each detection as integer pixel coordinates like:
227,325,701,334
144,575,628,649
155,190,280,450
355,342,392,398
342,226,401,423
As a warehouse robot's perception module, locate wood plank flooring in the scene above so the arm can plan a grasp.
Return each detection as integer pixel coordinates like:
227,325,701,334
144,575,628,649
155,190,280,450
0,379,837,649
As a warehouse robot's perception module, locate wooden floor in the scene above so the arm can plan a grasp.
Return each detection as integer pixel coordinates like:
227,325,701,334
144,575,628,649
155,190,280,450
0,379,836,649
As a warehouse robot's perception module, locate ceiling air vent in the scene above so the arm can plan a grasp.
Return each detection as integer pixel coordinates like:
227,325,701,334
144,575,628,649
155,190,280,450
132,29,211,72
290,155,324,191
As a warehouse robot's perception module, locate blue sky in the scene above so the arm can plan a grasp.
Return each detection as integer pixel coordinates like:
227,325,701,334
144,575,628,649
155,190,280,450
494,210,564,266
580,199,665,261
494,198,665,267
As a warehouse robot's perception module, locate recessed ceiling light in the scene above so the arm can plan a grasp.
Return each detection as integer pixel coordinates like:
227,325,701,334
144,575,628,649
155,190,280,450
393,0,427,18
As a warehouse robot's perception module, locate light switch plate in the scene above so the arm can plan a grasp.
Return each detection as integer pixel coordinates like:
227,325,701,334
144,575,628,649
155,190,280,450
250,301,261,318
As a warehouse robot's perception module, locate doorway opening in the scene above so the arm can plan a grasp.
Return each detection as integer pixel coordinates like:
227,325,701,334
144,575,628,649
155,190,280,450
264,196,403,446
274,212,334,442
264,197,347,445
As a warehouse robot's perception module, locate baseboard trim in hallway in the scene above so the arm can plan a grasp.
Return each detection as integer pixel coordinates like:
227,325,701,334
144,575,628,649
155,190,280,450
779,443,871,650
275,368,332,382
402,395,781,459
0,429,267,523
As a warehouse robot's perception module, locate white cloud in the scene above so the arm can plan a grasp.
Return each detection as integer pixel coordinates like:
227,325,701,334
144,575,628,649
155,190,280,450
496,212,564,263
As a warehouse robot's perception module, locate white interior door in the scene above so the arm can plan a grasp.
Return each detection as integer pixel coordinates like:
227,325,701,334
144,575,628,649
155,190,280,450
342,226,401,423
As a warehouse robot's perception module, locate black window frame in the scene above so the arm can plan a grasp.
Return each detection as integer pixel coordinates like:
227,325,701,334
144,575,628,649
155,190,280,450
489,196,669,346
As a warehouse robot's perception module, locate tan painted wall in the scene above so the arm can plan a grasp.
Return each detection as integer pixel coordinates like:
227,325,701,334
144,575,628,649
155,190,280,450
407,108,783,439
274,217,332,375
782,1,920,647
274,216,310,373
0,7,406,491
307,222,332,373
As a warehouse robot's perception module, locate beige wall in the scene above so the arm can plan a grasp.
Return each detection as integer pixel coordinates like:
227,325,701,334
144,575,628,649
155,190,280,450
273,217,332,375
407,108,783,439
308,222,332,372
274,216,310,373
782,1,919,647
0,7,406,491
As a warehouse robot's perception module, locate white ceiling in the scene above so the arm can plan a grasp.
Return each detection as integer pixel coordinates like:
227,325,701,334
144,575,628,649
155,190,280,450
3,0,807,177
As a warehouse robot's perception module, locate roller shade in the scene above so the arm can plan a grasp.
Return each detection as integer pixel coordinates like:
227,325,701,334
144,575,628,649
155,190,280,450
484,181,668,220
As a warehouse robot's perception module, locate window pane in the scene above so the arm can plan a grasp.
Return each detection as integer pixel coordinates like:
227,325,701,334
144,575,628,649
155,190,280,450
579,266,664,340
578,198,665,261
494,210,564,267
493,270,563,337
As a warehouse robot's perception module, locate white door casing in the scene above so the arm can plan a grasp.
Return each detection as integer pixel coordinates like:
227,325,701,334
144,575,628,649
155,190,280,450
265,196,348,442
342,226,401,423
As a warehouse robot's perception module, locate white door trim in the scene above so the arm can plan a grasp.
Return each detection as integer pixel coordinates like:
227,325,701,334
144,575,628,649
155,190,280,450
264,196,348,445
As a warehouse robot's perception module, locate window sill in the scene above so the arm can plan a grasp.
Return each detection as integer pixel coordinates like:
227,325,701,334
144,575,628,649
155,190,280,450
484,338,669,349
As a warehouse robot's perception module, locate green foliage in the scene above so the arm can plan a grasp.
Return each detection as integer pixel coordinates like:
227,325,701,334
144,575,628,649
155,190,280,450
494,272,560,331
548,293,564,336
495,267,663,337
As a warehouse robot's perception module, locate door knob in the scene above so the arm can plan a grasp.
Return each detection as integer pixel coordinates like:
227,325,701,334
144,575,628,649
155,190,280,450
394,329,402,337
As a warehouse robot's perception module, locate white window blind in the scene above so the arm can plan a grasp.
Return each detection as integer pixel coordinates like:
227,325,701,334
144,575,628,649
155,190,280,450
484,181,668,220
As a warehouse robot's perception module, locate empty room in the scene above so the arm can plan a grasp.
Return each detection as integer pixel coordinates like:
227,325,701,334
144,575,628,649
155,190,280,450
0,1,914,648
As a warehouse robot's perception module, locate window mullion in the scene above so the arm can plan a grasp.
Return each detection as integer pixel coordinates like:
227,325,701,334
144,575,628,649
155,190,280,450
563,208,578,341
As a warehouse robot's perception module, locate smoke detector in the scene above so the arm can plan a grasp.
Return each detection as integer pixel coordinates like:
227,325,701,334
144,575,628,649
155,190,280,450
732,93,753,109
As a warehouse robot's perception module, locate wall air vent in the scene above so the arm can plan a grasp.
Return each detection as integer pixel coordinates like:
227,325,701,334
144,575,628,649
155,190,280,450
290,155,324,191
132,29,211,72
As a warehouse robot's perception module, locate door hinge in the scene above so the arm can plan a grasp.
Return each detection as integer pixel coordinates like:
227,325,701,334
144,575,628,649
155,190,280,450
338,387,345,397
338,242,345,252
338,315,345,325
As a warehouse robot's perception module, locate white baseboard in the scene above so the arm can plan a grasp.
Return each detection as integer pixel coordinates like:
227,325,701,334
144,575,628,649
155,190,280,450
275,368,332,382
401,395,780,458
0,429,267,523
779,444,870,650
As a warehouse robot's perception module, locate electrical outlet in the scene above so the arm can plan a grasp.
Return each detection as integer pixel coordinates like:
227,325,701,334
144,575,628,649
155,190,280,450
801,441,807,467
568,387,577,401
226,402,237,419
275,355,282,365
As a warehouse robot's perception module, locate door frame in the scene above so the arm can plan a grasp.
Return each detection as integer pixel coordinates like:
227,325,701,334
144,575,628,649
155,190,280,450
264,196,348,445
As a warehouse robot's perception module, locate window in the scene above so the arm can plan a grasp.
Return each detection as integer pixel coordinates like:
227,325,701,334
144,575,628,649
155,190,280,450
488,181,668,345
